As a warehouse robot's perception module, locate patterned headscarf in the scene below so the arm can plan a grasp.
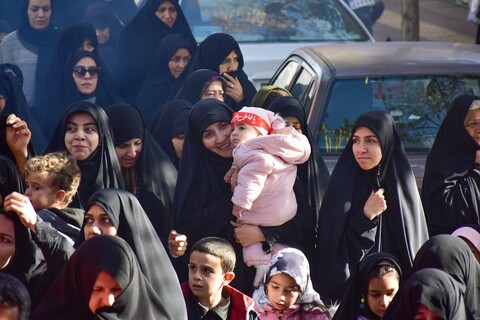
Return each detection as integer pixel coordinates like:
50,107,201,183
253,247,324,313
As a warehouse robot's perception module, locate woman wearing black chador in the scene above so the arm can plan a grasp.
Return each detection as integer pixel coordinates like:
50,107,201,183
113,0,196,104
314,111,428,302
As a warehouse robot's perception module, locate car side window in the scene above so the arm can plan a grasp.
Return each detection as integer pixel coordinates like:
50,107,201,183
271,60,300,91
290,68,314,106
316,76,480,154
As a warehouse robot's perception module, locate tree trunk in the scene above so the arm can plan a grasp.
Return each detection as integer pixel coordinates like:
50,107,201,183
401,0,420,40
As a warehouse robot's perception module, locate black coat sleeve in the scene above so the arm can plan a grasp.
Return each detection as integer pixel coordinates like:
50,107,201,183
176,183,234,246
426,165,480,235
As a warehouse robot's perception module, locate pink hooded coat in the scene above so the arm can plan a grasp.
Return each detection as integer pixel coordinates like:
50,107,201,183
232,127,311,265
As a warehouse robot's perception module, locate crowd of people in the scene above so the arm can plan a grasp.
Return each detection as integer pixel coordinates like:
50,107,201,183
0,0,479,319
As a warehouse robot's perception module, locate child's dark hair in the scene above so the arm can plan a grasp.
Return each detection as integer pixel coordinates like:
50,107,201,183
366,264,401,288
191,237,236,273
0,273,31,320
359,264,400,318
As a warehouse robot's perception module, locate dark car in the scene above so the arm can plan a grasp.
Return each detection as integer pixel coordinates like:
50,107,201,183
269,42,480,188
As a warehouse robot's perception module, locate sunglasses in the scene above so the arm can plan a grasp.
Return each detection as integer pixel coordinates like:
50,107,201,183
72,66,101,79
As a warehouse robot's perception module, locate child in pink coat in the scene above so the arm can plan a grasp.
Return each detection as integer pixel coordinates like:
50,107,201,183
253,247,331,319
225,106,311,286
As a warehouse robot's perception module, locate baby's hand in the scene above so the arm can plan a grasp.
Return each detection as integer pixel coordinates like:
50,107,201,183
224,166,236,183
273,127,292,135
232,204,244,219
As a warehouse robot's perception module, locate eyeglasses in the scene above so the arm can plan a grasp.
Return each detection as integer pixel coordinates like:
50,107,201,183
72,66,101,79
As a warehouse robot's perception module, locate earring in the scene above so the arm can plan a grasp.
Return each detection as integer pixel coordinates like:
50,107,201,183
359,294,365,309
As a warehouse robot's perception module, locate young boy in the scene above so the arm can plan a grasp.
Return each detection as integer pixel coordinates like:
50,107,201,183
182,236,259,320
6,152,83,244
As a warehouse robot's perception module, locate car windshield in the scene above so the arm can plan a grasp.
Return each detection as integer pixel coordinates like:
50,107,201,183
181,0,370,42
317,75,480,154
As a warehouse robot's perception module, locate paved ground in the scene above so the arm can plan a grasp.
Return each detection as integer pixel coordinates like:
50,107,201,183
372,0,477,43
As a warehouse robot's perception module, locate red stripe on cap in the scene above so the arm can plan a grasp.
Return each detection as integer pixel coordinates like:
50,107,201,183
231,112,270,133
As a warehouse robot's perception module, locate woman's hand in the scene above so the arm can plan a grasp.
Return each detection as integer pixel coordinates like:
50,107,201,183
6,114,31,175
168,230,188,258
231,221,266,247
363,188,387,220
223,73,244,103
4,192,38,233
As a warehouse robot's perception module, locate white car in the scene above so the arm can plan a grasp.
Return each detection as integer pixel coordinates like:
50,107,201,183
181,0,374,88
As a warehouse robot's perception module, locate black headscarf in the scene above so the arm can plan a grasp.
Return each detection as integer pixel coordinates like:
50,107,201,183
188,32,256,111
43,50,122,141
75,189,186,319
0,64,45,155
106,103,177,237
333,252,402,320
113,0,196,103
17,0,61,108
135,34,193,129
173,68,225,105
173,99,234,227
33,235,185,320
411,235,480,319
422,95,480,236
46,101,124,209
39,22,99,109
0,156,37,286
151,99,192,169
172,99,240,281
315,111,429,302
83,2,123,71
383,268,469,320
269,96,330,221
78,0,139,25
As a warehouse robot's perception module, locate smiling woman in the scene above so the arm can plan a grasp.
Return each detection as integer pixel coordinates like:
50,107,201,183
173,99,316,295
47,102,124,209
